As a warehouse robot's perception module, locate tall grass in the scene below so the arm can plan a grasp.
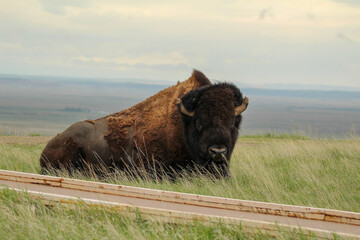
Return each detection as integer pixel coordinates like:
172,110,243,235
0,135,359,239
0,143,43,173
1,135,359,212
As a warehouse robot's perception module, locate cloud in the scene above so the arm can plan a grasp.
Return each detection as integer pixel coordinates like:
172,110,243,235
37,0,92,15
0,42,25,52
72,52,190,70
337,33,353,43
306,13,316,21
331,0,360,7
0,1,359,87
259,7,272,20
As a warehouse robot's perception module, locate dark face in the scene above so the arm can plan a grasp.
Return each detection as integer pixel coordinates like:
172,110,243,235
178,84,245,176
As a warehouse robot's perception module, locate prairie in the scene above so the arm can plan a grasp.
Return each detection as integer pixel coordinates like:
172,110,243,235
0,134,359,239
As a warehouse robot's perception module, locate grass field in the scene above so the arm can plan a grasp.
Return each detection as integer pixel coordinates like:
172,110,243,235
1,134,359,239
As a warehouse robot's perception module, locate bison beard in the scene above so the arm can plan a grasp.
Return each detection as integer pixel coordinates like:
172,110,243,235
40,70,248,179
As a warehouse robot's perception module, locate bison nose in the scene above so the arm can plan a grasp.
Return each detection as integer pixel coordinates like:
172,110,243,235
208,145,228,161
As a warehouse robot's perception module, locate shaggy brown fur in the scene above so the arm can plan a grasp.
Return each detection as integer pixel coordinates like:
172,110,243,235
104,70,211,167
40,70,211,174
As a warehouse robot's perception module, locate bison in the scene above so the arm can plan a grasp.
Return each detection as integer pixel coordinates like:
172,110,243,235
40,70,248,178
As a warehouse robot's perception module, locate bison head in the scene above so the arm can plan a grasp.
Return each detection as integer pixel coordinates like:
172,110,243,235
177,83,248,177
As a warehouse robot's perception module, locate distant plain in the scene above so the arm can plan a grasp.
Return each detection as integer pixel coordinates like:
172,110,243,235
0,74,359,138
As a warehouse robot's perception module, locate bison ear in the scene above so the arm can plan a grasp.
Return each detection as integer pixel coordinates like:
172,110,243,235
176,85,210,117
192,70,212,86
176,98,194,117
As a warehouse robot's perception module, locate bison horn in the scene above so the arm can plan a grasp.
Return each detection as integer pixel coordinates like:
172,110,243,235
234,97,249,116
176,98,195,117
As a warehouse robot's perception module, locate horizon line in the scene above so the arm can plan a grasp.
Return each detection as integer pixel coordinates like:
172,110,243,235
1,72,360,93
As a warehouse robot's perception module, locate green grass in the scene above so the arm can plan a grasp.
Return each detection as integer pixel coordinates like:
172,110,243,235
29,133,41,137
240,133,310,140
1,134,359,239
0,188,319,240
0,143,43,173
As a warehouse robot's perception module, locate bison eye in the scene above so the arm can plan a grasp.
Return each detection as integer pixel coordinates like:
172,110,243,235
195,119,203,132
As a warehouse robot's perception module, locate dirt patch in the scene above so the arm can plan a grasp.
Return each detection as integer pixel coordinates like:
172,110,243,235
0,136,52,145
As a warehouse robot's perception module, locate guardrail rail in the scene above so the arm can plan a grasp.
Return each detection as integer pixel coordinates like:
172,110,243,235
0,169,359,239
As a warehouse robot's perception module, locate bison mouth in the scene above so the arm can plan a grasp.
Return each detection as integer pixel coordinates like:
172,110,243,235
196,144,230,167
208,145,228,162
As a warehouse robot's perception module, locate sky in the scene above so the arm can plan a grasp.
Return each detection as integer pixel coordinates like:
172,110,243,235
0,0,359,89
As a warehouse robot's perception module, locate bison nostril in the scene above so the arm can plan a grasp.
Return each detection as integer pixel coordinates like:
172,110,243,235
208,146,228,155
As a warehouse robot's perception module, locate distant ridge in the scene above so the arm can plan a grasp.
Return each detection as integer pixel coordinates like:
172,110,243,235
242,88,360,100
1,75,359,100
1,73,359,92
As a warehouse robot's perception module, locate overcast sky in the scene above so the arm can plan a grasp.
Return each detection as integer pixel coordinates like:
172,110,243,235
0,0,359,89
